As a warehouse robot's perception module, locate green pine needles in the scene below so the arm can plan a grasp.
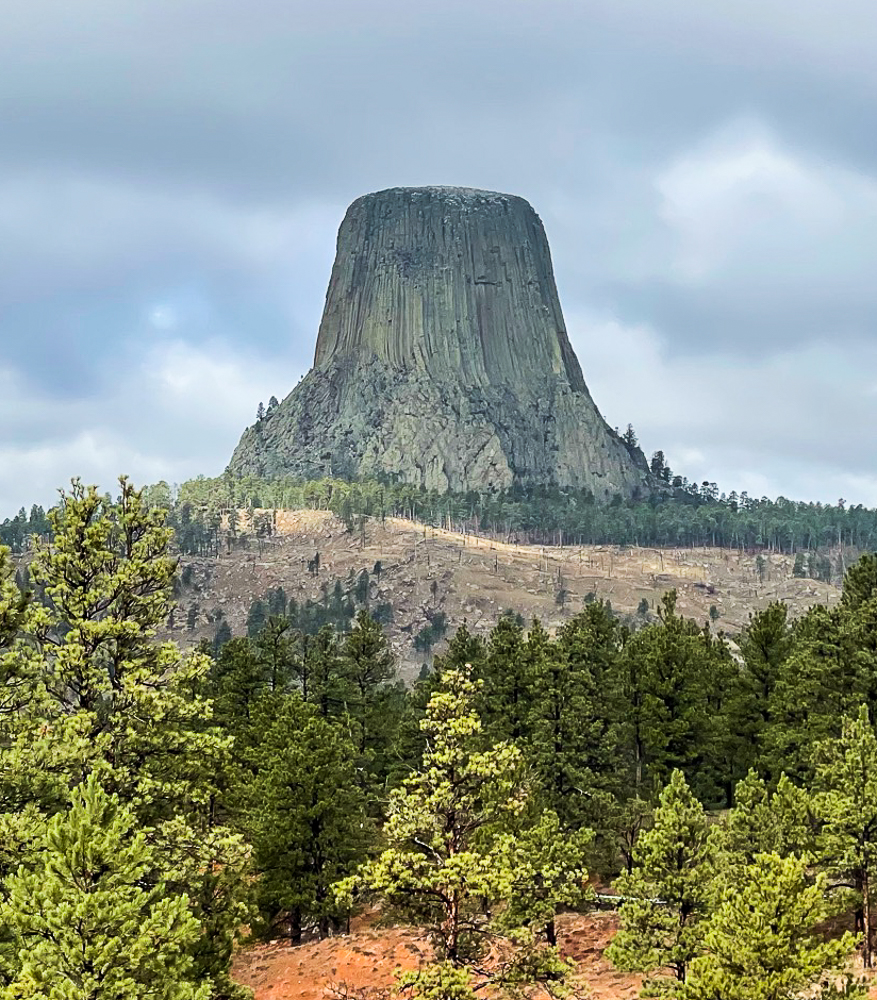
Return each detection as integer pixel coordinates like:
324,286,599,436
0,478,251,999
685,854,862,1000
338,664,592,999
606,770,713,989
2,775,209,1000
608,767,866,999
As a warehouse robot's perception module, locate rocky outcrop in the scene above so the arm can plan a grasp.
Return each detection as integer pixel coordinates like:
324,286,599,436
229,186,649,497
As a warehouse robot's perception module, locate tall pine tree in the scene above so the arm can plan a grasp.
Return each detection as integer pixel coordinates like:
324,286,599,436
685,853,863,1000
621,592,734,802
0,479,250,998
527,602,626,832
607,770,714,992
340,664,588,999
2,776,208,1000
237,695,372,942
813,704,877,967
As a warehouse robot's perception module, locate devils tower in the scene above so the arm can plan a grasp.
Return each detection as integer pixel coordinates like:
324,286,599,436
228,186,649,497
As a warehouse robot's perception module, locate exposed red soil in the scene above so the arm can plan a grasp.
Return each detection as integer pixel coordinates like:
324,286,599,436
232,908,877,1000
232,912,641,1000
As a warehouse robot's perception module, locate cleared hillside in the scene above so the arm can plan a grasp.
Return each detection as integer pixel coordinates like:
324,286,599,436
173,510,841,679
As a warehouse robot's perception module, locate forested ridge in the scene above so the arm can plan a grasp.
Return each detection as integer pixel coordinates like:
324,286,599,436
173,468,877,554
2,476,877,998
5,462,877,561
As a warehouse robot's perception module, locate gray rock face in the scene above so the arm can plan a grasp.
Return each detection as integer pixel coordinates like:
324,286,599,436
228,186,649,497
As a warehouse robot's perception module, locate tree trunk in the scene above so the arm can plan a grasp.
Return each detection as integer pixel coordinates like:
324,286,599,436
855,872,865,942
446,891,460,963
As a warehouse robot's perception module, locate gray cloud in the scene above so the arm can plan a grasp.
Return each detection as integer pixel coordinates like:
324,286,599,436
2,0,876,511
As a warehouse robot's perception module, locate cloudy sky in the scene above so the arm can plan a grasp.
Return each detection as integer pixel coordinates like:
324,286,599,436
3,0,877,515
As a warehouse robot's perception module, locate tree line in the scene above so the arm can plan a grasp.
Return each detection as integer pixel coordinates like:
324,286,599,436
175,471,877,561
7,470,877,566
3,478,877,997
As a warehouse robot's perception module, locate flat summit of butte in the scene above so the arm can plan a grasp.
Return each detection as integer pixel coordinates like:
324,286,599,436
228,185,650,497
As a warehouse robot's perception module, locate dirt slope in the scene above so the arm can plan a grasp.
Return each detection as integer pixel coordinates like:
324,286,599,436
175,510,841,680
232,912,639,1000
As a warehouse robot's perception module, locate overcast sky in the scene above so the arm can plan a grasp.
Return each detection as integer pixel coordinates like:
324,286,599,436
3,0,877,514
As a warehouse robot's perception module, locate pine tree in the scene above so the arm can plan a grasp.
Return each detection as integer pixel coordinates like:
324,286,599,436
736,603,792,769
607,770,714,992
0,550,44,980
298,625,347,717
342,664,526,964
621,592,735,802
237,695,372,942
813,704,877,967
209,636,272,736
339,665,588,999
341,610,400,774
212,620,232,656
254,614,297,692
266,586,288,617
4,479,230,818
226,508,239,552
496,809,594,948
388,623,486,786
711,770,814,879
0,547,30,647
246,598,267,638
0,546,41,719
0,479,250,997
2,775,208,1000
650,451,667,478
474,613,532,742
840,553,877,612
435,622,485,674
527,602,626,833
765,605,867,782
685,854,863,1000
622,424,639,450
838,588,877,734
613,796,654,876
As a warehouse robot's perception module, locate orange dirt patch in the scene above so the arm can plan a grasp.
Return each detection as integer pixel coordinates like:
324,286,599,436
231,912,641,1000
232,925,428,1000
558,913,642,1000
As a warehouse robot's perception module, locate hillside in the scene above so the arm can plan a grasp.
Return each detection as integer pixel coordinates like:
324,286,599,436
232,911,640,1000
5,482,873,1000
174,509,841,678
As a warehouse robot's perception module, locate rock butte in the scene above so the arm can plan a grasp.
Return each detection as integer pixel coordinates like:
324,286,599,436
228,186,649,497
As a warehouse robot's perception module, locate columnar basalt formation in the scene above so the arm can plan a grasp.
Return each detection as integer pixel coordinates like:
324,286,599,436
228,186,649,497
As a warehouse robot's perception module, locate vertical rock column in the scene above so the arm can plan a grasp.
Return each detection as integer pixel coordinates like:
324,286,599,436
228,186,649,497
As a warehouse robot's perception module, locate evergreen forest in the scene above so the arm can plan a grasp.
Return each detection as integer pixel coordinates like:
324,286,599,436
6,459,877,564
3,477,877,998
